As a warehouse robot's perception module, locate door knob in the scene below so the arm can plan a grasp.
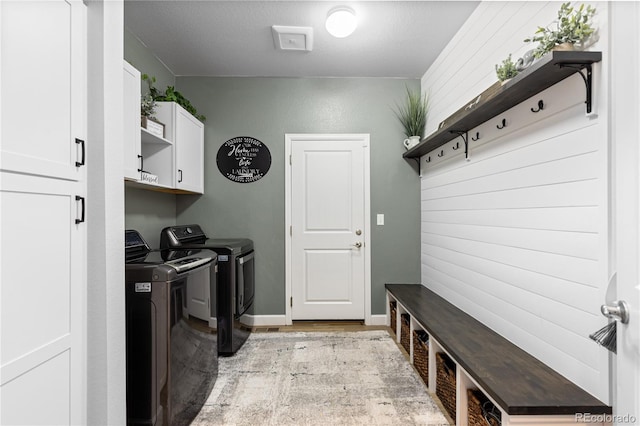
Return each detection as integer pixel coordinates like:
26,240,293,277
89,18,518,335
600,300,630,324
355,229,362,235
352,242,362,249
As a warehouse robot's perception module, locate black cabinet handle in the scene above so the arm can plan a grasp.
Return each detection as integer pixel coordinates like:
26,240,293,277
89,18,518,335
137,155,143,173
178,169,183,183
75,195,85,224
75,138,85,167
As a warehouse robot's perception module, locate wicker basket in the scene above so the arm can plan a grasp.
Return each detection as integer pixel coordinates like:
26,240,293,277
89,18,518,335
412,330,429,385
468,389,501,426
436,352,457,422
389,301,397,334
400,314,411,354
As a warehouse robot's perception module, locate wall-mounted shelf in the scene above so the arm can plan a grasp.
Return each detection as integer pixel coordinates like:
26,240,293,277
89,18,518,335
404,50,602,159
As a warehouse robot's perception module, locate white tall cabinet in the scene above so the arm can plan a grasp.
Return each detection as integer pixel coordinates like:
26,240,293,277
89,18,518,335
0,1,87,425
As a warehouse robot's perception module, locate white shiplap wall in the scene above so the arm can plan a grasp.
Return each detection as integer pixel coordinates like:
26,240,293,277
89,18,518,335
420,1,610,403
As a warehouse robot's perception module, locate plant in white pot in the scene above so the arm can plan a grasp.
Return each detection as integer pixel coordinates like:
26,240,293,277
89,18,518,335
394,87,429,150
495,54,519,83
524,2,597,59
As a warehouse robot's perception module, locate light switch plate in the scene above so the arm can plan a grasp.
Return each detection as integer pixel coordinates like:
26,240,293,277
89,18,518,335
377,214,384,226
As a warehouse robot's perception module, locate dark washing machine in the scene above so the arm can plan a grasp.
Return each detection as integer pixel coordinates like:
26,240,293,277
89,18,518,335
160,224,254,356
125,230,218,426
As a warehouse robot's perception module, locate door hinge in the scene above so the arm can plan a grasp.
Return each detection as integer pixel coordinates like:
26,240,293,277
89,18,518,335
290,297,293,307
289,154,292,165
290,225,292,236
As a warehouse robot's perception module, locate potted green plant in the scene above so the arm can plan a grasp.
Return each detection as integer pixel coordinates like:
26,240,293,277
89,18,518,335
524,2,597,59
394,87,429,150
139,74,165,137
142,74,206,122
141,93,156,119
495,54,519,83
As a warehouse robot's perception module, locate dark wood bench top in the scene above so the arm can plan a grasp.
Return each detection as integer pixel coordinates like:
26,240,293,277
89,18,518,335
386,283,611,416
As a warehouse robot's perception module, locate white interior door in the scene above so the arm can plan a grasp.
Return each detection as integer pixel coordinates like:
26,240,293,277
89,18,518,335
611,2,640,423
289,135,369,320
1,1,86,424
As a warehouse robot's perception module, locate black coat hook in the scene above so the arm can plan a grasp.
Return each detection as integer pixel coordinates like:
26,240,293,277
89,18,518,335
497,118,506,129
426,156,431,163
452,142,460,150
471,132,480,141
531,99,544,113
437,150,444,157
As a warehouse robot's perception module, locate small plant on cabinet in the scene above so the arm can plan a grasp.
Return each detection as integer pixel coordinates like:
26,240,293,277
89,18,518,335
141,73,206,122
140,74,165,138
141,93,156,118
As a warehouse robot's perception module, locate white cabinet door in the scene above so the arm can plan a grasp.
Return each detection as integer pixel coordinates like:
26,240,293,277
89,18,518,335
175,106,204,193
123,60,142,181
155,102,204,194
0,0,85,183
0,1,86,424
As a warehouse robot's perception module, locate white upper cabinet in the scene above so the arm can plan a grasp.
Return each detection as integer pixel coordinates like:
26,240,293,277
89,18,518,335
155,101,204,194
123,60,142,181
1,0,86,182
122,65,204,194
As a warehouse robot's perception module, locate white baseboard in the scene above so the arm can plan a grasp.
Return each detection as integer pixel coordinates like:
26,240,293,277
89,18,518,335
368,314,388,326
239,314,387,327
240,314,287,327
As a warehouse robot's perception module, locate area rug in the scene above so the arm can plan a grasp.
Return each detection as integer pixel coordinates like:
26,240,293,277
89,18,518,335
191,330,449,426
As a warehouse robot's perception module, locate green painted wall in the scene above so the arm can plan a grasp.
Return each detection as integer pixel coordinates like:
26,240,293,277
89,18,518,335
174,77,422,316
124,28,174,94
124,27,422,317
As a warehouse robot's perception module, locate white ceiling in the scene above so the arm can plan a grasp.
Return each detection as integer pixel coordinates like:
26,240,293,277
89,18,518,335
124,1,479,79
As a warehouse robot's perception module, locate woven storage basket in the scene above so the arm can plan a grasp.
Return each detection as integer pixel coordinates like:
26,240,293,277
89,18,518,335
412,330,429,385
467,389,501,426
400,314,411,354
436,352,457,422
389,301,397,334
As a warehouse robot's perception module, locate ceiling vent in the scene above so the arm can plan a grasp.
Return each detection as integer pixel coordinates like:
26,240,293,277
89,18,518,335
271,25,313,52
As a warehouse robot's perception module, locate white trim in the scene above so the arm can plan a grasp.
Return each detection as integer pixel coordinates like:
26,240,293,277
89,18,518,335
240,314,287,327
368,314,388,327
285,133,372,325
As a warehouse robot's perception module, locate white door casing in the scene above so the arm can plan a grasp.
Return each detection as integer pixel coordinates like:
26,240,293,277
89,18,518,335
0,1,87,424
285,134,371,323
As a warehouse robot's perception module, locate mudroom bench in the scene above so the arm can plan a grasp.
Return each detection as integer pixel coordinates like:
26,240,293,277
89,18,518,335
385,284,612,426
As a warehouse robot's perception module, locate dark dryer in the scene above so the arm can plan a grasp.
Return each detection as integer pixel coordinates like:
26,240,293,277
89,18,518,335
125,230,218,426
160,224,254,355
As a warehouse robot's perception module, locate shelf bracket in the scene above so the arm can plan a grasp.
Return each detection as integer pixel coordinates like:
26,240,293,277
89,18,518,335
450,131,469,159
414,157,422,176
559,63,594,114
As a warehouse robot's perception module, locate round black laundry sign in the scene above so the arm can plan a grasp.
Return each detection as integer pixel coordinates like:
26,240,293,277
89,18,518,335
217,136,271,183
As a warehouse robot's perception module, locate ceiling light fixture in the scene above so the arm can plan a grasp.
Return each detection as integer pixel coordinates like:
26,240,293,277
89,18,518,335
325,6,357,38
